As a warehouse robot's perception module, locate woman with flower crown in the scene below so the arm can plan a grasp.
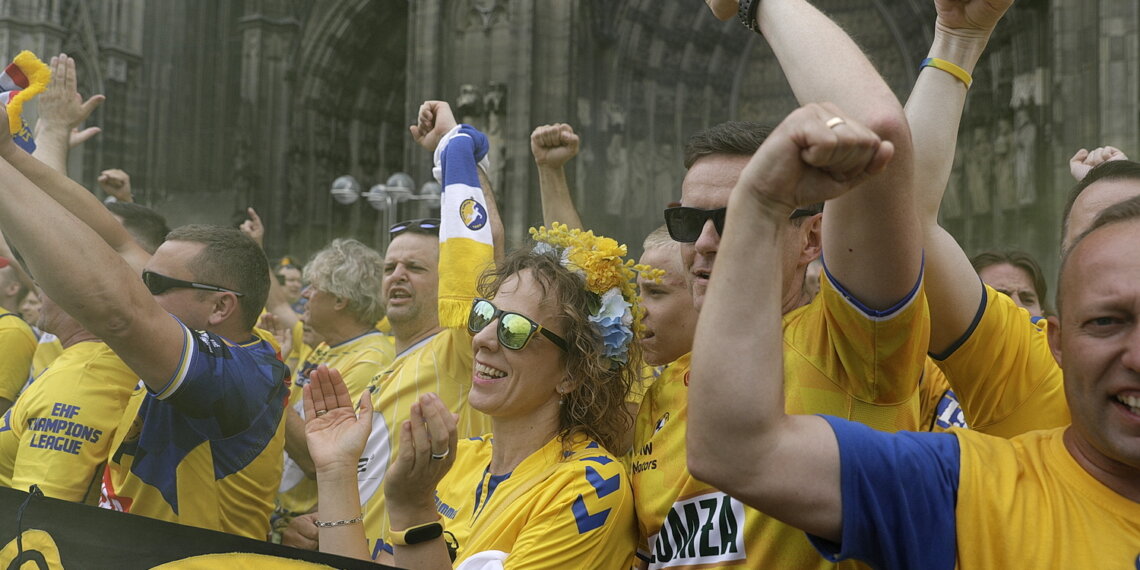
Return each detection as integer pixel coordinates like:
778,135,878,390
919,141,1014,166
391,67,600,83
303,222,649,568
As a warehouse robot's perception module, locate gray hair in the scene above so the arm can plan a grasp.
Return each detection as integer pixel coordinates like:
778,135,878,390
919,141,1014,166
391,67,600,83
304,238,386,324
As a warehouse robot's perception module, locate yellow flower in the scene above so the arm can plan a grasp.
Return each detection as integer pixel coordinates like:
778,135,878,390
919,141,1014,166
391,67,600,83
529,223,664,338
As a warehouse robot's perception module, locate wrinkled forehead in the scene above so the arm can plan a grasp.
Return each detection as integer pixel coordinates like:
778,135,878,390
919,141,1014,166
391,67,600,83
1066,178,1140,248
385,233,439,264
680,154,750,209
1060,220,1140,302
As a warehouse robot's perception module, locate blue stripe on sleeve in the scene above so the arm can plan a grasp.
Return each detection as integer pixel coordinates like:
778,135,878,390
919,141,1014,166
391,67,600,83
584,465,620,499
807,415,960,570
572,494,612,534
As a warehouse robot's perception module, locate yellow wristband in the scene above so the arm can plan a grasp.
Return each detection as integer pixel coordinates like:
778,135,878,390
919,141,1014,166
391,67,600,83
920,57,972,88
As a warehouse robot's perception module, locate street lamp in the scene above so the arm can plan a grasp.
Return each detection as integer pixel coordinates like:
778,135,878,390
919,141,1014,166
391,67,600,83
330,175,361,205
331,173,441,249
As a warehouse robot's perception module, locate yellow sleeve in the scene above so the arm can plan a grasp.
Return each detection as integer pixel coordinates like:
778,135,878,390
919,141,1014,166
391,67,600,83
12,348,137,502
0,316,36,401
934,285,1069,438
501,461,637,568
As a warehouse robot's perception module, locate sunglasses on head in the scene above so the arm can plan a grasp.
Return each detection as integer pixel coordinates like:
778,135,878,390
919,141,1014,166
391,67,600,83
663,205,821,243
389,218,441,238
467,298,568,352
142,270,245,297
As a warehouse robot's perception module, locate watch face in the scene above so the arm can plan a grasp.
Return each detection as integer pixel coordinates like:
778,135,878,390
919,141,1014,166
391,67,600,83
406,522,444,544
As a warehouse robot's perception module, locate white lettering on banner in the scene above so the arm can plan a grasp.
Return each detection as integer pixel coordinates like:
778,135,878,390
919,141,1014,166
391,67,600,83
646,492,746,568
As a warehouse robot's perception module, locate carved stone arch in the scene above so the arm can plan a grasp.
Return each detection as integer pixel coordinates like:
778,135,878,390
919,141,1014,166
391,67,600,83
283,0,408,254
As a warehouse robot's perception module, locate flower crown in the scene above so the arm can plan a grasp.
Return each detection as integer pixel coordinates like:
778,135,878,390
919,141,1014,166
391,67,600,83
529,223,662,366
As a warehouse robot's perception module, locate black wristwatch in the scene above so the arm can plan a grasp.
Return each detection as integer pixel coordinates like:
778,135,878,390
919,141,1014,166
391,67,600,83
389,519,444,546
738,0,761,34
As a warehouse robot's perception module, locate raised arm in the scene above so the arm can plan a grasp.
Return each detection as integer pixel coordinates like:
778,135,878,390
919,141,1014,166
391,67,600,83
97,169,134,203
906,0,1012,353
241,206,300,331
531,123,583,229
411,100,504,261
0,117,185,391
1070,146,1128,182
31,54,104,174
7,76,148,274
724,0,919,308
688,103,894,542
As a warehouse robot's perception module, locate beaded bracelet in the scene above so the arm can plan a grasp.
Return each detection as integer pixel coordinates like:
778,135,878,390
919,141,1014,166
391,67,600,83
314,513,364,528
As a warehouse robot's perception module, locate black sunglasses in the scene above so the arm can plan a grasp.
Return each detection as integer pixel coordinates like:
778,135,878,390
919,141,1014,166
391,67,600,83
142,270,245,297
663,205,821,242
389,218,441,238
467,298,568,351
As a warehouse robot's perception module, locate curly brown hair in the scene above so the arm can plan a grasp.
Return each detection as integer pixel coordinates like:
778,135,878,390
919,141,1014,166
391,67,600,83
477,249,640,456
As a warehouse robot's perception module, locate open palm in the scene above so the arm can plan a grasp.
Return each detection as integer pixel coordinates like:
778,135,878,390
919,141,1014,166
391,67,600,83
303,364,374,472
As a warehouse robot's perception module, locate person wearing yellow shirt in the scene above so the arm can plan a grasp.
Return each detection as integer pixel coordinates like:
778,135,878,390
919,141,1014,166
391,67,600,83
303,221,645,568
686,98,1140,567
275,238,394,532
0,292,136,502
282,101,498,556
0,113,289,538
632,0,929,563
0,258,35,414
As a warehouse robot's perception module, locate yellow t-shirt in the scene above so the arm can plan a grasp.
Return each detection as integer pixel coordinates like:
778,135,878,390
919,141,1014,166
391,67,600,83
398,434,636,568
955,427,1140,567
99,325,289,539
933,284,1069,437
816,419,1140,568
277,330,394,517
358,328,493,558
0,310,36,402
631,268,928,568
0,341,136,502
283,320,308,382
29,332,63,382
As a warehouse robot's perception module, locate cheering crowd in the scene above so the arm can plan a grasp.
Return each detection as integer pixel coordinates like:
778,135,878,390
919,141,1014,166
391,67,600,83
2,0,1140,568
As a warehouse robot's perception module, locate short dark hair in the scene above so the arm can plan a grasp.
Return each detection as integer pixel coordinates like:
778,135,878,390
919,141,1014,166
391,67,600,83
105,202,170,255
683,121,773,169
164,225,269,330
970,249,1049,313
1058,194,1140,314
1062,160,1140,247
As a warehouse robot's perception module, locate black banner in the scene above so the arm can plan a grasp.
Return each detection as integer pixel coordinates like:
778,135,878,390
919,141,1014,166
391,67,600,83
0,486,394,569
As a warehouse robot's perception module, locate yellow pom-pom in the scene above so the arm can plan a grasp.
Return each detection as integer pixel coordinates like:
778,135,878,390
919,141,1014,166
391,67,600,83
7,51,51,134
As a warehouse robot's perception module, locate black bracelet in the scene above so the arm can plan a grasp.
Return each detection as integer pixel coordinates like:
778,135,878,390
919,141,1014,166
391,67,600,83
738,0,761,34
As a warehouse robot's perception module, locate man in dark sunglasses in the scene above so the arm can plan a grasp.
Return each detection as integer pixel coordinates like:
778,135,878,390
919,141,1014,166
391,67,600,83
0,125,288,539
627,2,928,568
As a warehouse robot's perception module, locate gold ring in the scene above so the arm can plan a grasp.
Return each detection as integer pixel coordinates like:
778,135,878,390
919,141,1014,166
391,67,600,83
315,410,328,417
825,117,845,129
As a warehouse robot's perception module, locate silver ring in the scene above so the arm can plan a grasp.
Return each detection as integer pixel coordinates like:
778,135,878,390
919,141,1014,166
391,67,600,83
430,449,449,461
314,410,328,417
825,117,845,129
